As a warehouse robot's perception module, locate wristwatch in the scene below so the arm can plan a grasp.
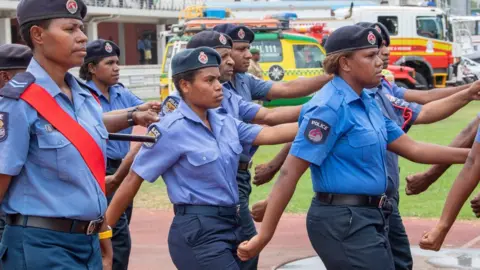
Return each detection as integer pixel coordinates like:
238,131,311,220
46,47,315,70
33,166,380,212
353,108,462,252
127,107,139,126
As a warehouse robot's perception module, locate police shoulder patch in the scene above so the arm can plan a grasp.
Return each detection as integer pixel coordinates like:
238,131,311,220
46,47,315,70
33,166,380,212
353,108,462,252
161,96,179,116
304,118,331,144
0,112,9,142
144,125,162,148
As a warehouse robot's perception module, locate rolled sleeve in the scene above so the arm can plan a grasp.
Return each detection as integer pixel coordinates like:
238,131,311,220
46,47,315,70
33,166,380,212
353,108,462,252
237,97,261,122
290,106,339,166
390,82,407,99
131,124,179,183
248,74,274,101
125,89,144,107
385,115,405,144
235,118,263,145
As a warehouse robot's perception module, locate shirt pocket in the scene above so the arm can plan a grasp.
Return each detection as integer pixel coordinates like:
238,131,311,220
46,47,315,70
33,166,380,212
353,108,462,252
94,124,109,141
184,149,219,176
36,131,73,181
347,130,379,167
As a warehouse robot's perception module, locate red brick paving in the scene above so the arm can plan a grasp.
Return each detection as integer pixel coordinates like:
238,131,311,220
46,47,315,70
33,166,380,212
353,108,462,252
128,209,480,270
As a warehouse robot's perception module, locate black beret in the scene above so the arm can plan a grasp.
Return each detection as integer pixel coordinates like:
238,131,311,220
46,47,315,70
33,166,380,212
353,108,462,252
0,44,32,70
17,0,87,27
85,39,120,63
356,22,390,47
324,25,383,56
213,24,254,43
172,47,221,76
187,31,233,50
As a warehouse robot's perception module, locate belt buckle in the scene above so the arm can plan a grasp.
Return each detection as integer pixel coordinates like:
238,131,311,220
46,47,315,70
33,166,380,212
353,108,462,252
86,217,104,235
378,195,387,208
236,205,240,217
247,160,253,170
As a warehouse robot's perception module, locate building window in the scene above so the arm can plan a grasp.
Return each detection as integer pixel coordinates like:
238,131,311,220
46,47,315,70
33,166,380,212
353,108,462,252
378,16,399,36
292,45,325,69
251,40,283,63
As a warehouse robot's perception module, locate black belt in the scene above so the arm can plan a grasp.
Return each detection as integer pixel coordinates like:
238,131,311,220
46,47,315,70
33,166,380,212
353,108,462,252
174,205,240,217
107,158,122,169
316,193,387,208
6,214,104,235
238,160,252,171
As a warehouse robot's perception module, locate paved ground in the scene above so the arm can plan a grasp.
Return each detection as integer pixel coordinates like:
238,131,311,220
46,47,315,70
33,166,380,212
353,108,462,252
128,208,480,270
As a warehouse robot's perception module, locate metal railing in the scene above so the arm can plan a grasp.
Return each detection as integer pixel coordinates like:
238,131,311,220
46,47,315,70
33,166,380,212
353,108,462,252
4,0,205,11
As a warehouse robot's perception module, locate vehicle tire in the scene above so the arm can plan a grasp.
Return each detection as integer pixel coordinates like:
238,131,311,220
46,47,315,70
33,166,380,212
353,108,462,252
414,72,429,90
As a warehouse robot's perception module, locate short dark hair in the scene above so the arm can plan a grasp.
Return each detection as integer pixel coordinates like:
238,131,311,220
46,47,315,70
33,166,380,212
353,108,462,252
20,19,52,49
79,59,99,81
172,69,199,98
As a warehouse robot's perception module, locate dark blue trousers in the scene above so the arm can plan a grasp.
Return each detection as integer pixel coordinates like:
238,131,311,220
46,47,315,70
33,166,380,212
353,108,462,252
236,169,259,270
387,194,413,270
107,166,132,270
306,198,395,270
0,225,101,269
168,207,243,270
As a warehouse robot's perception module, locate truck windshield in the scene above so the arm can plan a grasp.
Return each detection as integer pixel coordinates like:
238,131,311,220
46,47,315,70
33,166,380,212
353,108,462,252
416,16,445,40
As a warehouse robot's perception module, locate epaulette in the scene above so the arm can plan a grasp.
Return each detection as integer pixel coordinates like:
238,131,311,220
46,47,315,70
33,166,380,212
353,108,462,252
74,78,99,97
164,111,184,129
115,82,125,88
0,72,35,100
325,89,344,112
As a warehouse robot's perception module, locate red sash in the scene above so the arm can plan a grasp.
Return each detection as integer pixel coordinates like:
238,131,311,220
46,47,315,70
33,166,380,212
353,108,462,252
20,84,106,194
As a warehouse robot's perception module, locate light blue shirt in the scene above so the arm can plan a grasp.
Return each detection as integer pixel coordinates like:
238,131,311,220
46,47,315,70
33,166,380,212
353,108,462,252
366,78,422,197
0,59,108,220
161,86,261,162
132,101,263,206
385,80,407,99
86,81,143,160
290,76,404,196
228,73,273,102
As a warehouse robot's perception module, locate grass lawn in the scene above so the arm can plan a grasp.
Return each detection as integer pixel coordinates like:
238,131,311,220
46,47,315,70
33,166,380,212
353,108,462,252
135,103,480,219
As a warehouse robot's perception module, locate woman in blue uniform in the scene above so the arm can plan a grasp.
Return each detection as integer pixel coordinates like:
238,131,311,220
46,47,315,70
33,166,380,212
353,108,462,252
0,0,157,269
236,25,471,269
106,47,298,269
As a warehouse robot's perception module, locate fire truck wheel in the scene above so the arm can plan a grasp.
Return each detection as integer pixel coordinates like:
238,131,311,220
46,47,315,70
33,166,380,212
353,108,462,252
414,72,429,90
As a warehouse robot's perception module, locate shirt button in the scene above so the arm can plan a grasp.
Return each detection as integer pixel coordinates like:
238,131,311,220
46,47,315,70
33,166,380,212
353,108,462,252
203,157,206,161
58,140,64,145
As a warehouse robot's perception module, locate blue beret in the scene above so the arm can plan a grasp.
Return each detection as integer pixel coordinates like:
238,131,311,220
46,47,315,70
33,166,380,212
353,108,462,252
0,44,32,70
172,47,221,76
213,24,255,43
17,0,87,27
187,31,233,49
85,39,120,63
356,22,390,47
324,25,383,56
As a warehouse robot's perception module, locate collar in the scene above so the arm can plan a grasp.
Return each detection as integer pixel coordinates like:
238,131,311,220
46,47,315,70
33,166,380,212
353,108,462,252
178,101,227,136
26,58,90,98
86,80,120,100
330,76,367,104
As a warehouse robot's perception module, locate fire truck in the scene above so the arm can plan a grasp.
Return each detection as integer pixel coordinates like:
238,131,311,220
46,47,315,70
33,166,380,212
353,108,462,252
320,5,458,89
286,21,418,89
